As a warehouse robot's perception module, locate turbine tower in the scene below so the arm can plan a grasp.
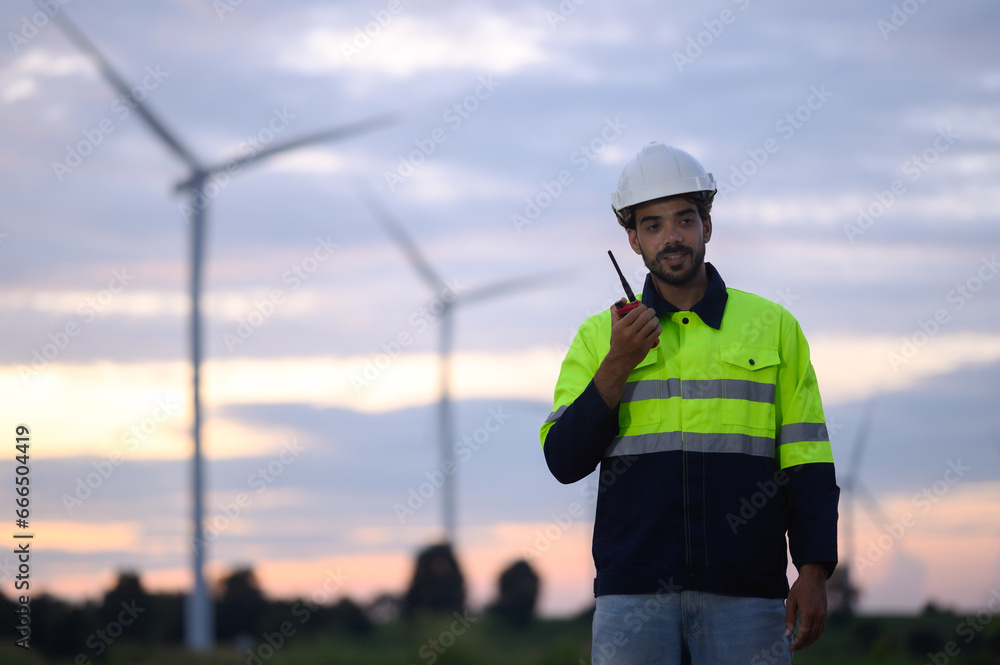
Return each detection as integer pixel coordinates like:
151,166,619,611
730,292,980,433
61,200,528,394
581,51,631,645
836,399,888,614
359,185,555,544
47,8,392,650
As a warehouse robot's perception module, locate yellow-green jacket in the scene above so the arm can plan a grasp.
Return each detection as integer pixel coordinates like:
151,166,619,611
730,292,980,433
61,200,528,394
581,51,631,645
541,263,839,598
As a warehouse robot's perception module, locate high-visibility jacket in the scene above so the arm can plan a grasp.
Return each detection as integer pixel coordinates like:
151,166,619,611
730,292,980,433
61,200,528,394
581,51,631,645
541,263,839,599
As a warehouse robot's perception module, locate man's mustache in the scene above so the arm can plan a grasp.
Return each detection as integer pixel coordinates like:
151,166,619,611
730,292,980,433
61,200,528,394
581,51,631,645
656,245,693,260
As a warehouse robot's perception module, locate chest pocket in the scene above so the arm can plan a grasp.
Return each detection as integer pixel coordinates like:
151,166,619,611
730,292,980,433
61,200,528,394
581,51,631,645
718,345,779,436
618,346,662,430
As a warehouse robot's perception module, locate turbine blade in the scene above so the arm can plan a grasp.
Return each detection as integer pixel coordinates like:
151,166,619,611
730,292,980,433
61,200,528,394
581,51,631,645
460,270,565,306
855,480,892,530
847,399,877,478
208,114,397,178
47,6,202,170
356,181,446,293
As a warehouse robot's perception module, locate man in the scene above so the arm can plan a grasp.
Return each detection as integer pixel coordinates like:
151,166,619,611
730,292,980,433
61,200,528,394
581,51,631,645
540,143,839,664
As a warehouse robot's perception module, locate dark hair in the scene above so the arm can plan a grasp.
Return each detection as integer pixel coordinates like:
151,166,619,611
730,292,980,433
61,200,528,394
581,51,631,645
617,190,715,230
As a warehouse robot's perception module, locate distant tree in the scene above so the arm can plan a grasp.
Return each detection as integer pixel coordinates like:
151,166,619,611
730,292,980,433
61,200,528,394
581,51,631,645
146,591,185,643
988,629,1000,657
100,570,152,640
216,567,268,641
488,559,540,628
574,603,596,625
920,601,942,615
31,594,97,656
853,617,883,651
826,566,859,620
908,624,945,657
403,543,465,616
0,591,19,640
333,597,373,636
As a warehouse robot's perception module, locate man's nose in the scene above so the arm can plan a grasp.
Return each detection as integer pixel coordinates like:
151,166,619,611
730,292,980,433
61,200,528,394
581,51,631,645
664,221,684,242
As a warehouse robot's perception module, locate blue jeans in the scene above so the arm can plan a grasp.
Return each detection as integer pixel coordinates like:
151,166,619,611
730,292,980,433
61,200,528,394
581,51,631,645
591,591,791,665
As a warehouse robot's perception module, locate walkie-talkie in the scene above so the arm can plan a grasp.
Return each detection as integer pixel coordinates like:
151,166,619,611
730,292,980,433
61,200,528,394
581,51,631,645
608,250,659,348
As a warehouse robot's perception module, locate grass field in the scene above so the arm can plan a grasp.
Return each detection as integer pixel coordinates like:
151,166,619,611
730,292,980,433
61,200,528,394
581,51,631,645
3,610,998,664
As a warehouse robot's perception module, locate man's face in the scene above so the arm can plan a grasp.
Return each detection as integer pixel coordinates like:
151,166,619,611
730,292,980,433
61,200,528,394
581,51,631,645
627,196,712,286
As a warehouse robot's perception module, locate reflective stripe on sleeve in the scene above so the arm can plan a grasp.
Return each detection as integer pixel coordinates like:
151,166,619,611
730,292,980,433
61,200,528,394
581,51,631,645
776,422,834,467
544,404,569,424
778,422,829,446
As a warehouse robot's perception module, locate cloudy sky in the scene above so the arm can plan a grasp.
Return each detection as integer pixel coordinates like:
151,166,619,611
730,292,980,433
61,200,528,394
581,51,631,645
1,0,998,618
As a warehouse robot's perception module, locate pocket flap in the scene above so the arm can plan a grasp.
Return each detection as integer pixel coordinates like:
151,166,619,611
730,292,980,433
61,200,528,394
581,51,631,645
720,345,779,371
634,343,660,369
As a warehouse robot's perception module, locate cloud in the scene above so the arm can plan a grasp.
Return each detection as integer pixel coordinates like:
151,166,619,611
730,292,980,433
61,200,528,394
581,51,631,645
281,11,549,77
812,332,1000,405
32,520,141,553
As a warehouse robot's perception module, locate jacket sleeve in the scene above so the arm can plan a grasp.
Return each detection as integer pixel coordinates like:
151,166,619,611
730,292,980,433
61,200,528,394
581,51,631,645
775,316,840,575
540,318,620,485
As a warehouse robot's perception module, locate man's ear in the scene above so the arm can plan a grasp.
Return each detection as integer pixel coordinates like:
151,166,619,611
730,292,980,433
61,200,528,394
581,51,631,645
702,214,712,243
627,228,642,255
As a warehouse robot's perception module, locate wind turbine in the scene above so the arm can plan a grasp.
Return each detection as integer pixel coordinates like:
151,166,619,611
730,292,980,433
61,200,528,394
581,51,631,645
358,184,557,544
47,9,393,651
835,399,895,614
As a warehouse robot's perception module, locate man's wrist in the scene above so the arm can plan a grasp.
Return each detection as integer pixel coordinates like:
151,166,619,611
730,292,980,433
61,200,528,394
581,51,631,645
593,352,632,409
799,562,831,579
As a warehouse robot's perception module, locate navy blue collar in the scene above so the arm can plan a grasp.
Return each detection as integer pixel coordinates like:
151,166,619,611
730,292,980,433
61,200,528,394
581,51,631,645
639,262,728,330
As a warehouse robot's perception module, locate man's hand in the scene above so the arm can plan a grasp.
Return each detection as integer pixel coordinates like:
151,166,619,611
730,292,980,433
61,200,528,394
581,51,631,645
785,563,828,652
593,300,660,409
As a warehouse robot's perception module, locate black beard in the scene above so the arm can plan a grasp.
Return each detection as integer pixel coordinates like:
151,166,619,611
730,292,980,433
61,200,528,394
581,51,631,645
642,243,705,286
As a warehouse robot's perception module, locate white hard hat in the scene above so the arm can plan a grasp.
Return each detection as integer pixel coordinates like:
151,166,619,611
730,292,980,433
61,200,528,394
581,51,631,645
612,142,716,226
